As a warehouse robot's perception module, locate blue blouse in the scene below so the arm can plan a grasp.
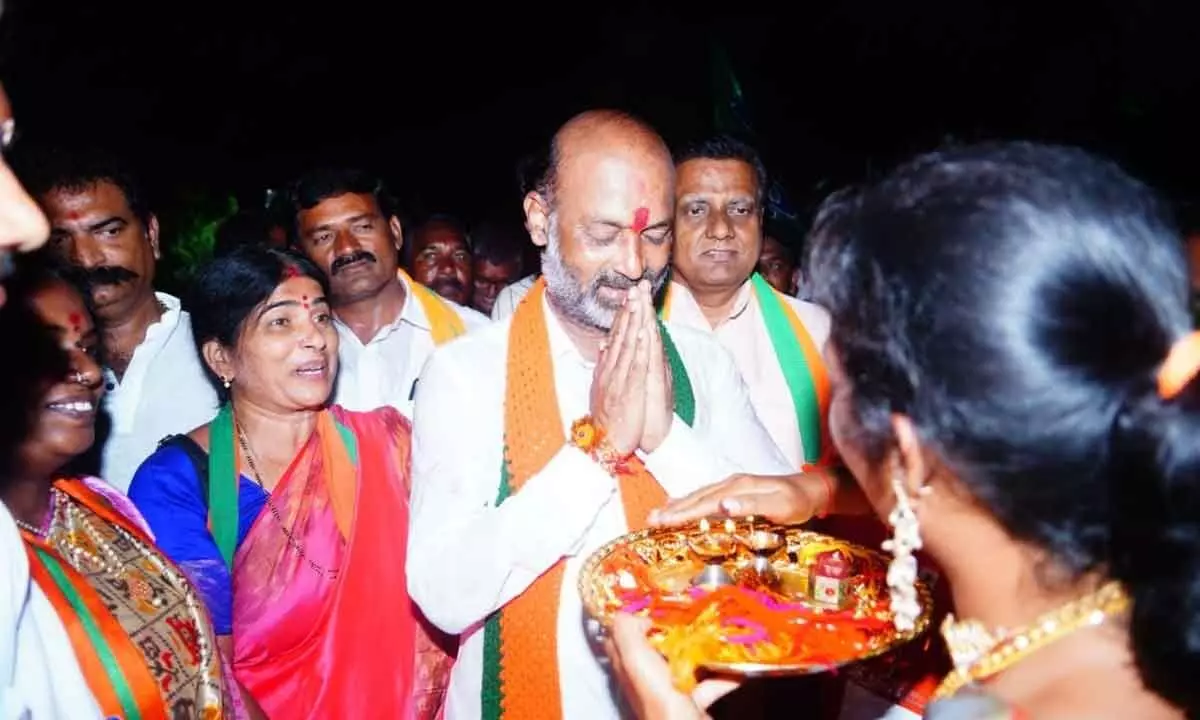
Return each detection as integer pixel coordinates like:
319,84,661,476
128,442,268,635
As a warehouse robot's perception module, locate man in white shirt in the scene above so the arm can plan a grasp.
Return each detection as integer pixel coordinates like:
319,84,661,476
24,148,218,491
659,142,912,720
405,214,475,307
662,135,833,471
468,221,526,317
0,71,100,719
288,167,488,417
489,272,535,320
408,110,832,720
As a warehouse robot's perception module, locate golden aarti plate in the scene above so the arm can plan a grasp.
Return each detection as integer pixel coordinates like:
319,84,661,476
579,517,933,687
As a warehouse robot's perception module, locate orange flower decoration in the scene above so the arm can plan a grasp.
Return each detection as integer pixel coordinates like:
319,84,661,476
571,417,600,451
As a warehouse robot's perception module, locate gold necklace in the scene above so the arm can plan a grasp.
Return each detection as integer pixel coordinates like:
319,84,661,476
234,421,340,580
934,580,1130,700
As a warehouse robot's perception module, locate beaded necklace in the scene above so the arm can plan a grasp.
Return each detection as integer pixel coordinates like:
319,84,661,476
934,581,1130,700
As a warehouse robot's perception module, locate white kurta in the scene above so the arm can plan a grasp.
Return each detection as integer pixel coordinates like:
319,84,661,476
665,280,831,470
332,274,490,418
0,505,101,719
102,292,218,492
488,274,536,321
407,295,791,719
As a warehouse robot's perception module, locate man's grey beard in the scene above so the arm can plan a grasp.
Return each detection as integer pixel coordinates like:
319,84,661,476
541,215,669,331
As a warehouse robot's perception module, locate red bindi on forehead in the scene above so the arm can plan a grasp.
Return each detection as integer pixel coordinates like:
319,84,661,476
68,312,83,330
282,265,302,279
631,207,650,233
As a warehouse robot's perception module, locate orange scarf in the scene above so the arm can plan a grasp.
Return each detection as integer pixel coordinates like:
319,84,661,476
397,269,467,344
480,279,681,720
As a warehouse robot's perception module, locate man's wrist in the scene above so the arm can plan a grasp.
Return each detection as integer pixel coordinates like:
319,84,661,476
799,464,838,519
571,416,632,474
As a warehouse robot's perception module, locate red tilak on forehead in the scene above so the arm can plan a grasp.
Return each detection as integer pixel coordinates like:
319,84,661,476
65,211,83,222
631,207,650,233
68,312,83,330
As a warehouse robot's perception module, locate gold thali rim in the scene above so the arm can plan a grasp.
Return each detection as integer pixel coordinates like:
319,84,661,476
578,522,935,676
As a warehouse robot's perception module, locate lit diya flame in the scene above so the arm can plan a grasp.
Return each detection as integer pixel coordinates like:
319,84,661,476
697,517,736,534
691,518,738,559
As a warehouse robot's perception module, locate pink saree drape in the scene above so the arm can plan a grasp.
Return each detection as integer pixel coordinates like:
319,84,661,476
230,406,452,719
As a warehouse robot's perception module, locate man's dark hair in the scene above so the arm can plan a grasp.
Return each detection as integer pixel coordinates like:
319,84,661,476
471,220,525,272
11,144,154,224
284,166,396,242
673,134,769,203
529,139,559,205
404,213,471,266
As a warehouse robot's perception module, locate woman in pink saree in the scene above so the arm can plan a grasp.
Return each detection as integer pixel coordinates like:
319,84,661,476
129,246,451,718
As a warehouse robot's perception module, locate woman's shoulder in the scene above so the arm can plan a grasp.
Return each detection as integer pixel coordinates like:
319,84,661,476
127,433,209,502
330,404,411,434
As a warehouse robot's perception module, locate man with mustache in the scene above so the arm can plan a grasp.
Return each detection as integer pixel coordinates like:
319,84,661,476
19,147,218,492
406,214,474,306
657,139,902,719
0,41,103,716
288,167,487,418
407,110,801,720
659,135,846,477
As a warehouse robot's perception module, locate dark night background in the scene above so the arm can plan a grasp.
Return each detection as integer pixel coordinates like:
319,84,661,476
2,0,1199,258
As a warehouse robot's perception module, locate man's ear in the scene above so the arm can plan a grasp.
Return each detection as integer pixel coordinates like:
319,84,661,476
389,216,404,254
146,214,161,260
523,192,551,249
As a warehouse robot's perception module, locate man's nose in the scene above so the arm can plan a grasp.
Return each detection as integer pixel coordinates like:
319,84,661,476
69,233,105,268
704,213,734,241
332,229,360,256
435,256,459,277
612,233,646,280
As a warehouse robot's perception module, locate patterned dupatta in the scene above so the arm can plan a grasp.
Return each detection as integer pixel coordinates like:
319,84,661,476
480,279,695,720
23,478,228,720
208,405,436,718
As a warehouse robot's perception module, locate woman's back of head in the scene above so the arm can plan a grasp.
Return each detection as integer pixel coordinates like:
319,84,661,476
809,141,1198,714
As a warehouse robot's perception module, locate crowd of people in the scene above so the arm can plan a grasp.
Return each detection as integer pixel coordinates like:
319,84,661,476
3,6,1200,719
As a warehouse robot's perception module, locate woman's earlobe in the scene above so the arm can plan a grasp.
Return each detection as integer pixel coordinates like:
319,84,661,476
201,340,234,383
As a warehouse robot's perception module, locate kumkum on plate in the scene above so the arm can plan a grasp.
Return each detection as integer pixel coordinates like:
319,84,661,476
578,518,933,689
